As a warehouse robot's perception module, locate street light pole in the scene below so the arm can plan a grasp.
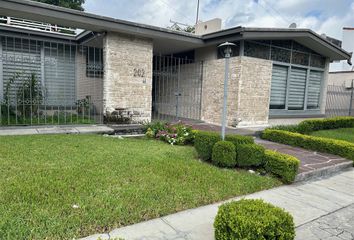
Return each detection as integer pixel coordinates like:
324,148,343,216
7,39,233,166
218,42,236,140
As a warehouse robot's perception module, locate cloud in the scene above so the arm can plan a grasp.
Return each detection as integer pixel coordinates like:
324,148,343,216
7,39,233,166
83,0,354,40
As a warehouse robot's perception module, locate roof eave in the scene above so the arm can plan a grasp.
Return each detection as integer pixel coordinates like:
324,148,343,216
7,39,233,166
0,0,203,44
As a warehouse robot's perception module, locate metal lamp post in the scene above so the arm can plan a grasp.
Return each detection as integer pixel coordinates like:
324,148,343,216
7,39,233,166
218,42,236,140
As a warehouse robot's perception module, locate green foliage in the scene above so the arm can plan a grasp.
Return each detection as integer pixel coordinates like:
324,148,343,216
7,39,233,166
297,117,354,134
0,73,44,121
194,132,255,161
214,199,295,240
143,121,167,134
264,149,300,183
225,134,254,148
194,131,221,160
14,73,43,118
237,144,265,167
75,96,93,115
145,128,154,138
262,129,354,162
143,121,195,145
212,141,237,167
33,0,85,11
268,117,354,134
269,124,301,133
0,135,281,239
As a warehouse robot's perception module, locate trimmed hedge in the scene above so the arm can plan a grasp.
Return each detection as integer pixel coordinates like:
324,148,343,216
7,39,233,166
269,117,354,134
298,117,354,134
262,129,354,162
194,131,253,161
212,141,237,167
225,134,254,146
237,144,265,167
194,131,220,161
214,199,295,240
264,149,300,183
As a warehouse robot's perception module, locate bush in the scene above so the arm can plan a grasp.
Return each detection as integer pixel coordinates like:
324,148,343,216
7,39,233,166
268,117,354,134
225,134,254,145
264,149,300,183
269,124,301,133
214,199,295,240
262,129,354,162
297,117,354,134
236,144,265,167
212,141,237,167
144,121,195,145
194,131,221,161
143,121,167,135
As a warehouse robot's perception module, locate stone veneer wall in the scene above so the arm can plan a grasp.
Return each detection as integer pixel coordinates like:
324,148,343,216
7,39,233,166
201,56,273,126
103,32,153,122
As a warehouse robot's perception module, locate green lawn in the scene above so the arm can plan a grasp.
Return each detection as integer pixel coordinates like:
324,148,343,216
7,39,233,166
0,135,280,239
310,128,354,143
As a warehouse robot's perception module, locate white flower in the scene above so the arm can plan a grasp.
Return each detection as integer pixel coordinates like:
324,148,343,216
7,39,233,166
72,204,80,209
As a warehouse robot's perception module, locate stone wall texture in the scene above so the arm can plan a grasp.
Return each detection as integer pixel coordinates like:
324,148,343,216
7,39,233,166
201,56,273,126
103,32,153,122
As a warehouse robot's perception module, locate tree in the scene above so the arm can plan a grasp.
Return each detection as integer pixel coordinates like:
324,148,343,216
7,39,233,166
33,0,85,11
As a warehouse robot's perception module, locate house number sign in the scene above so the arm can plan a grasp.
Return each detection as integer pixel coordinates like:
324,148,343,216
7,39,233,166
133,68,145,77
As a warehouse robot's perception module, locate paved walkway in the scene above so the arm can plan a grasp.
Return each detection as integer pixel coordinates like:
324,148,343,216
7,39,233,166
82,169,354,240
256,139,353,182
0,125,114,136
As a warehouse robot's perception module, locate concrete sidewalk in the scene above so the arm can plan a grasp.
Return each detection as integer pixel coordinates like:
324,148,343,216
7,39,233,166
0,125,114,136
82,169,354,240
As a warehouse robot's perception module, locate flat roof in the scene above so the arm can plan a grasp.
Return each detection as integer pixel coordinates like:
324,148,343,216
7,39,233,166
0,0,352,61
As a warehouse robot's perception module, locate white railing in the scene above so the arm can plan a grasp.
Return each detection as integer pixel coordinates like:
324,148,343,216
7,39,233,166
0,16,76,35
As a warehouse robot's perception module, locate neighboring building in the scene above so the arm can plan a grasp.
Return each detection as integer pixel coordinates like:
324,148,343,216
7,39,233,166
329,28,354,88
0,0,351,127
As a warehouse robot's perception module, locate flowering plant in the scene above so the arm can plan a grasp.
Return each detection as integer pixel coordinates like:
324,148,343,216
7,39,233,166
144,121,195,145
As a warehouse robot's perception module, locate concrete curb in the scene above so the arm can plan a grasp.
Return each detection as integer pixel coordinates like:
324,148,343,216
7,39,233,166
295,161,353,182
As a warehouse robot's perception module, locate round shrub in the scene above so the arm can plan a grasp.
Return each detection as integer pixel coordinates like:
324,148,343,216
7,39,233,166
212,141,236,167
237,144,265,167
214,199,295,240
195,131,221,161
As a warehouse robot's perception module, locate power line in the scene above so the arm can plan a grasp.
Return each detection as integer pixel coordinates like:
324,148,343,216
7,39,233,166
156,0,195,24
256,0,290,25
262,0,294,25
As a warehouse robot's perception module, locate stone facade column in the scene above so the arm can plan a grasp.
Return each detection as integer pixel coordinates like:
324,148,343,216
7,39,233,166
103,32,153,122
201,56,273,127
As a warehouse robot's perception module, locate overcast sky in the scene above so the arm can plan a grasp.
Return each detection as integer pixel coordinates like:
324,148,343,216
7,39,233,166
83,0,354,40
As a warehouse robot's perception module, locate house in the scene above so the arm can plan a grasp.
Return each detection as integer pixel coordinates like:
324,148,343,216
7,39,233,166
0,0,351,127
327,28,354,117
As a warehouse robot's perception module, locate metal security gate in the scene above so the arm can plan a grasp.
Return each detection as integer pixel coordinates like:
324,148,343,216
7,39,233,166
152,55,203,121
0,33,104,126
326,84,354,117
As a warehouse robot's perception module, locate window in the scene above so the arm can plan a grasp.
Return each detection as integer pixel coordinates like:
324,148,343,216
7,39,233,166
244,41,270,60
288,67,307,110
271,47,291,63
270,65,288,109
292,51,309,66
310,54,326,68
86,47,103,78
307,71,322,109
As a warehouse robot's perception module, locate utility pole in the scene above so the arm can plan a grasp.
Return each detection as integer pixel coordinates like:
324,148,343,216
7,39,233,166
349,79,354,116
196,0,200,25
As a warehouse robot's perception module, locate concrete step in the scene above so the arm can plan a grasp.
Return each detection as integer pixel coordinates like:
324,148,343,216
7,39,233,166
108,124,145,136
295,161,353,182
